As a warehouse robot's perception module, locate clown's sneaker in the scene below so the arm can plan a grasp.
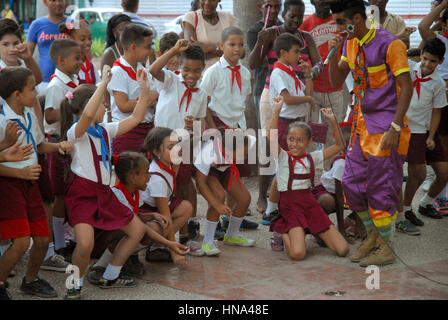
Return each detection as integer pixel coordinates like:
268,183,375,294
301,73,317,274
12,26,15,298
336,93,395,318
223,235,255,247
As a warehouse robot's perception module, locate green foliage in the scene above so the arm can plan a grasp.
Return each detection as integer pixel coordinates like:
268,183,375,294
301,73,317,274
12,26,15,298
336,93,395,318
91,38,105,58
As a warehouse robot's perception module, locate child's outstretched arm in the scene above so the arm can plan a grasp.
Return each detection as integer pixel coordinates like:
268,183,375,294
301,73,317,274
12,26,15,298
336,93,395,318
74,65,112,138
267,96,283,157
116,69,158,136
0,142,34,163
150,39,189,82
419,0,447,41
321,108,344,160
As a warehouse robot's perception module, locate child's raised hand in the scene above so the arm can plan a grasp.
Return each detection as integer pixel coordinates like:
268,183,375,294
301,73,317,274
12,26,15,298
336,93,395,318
2,142,34,162
299,59,311,78
16,43,33,60
137,68,150,91
101,65,112,84
272,96,284,113
175,39,190,52
58,141,73,155
321,108,335,121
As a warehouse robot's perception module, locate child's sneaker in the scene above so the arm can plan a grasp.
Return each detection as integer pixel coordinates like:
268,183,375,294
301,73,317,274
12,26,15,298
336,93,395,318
40,254,70,272
418,204,442,219
64,287,82,300
434,198,448,216
223,235,255,247
19,277,58,298
122,254,145,277
405,210,424,226
396,220,420,236
190,241,221,256
261,210,278,225
99,274,137,289
87,266,105,285
270,232,284,251
0,285,11,300
214,221,225,240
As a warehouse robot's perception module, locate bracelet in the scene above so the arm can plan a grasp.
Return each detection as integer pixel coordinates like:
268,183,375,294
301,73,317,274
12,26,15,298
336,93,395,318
390,121,401,132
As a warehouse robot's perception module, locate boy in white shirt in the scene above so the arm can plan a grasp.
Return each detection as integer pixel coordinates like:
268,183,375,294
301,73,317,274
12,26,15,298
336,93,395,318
201,26,251,130
403,38,448,227
108,23,159,155
0,67,73,300
44,38,82,268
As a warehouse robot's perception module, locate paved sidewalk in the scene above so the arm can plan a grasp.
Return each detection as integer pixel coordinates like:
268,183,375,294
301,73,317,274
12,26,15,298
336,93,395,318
6,177,448,300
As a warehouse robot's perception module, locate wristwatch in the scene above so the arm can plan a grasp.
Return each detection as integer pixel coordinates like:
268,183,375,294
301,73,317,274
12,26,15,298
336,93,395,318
390,121,401,132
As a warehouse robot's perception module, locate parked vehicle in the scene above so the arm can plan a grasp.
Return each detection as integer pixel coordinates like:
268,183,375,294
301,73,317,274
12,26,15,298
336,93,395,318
163,15,184,34
68,8,122,41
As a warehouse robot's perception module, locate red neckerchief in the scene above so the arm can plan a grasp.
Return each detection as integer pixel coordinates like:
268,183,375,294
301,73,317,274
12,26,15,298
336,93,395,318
413,70,431,99
155,160,177,193
113,180,140,215
174,70,181,75
442,32,448,38
342,152,346,159
227,65,242,92
80,55,94,84
274,61,302,94
179,81,199,112
113,59,136,80
50,74,77,88
287,151,308,170
216,142,241,191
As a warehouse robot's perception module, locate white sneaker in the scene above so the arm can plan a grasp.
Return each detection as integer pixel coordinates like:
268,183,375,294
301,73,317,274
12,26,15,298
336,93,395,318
189,241,220,256
40,254,70,272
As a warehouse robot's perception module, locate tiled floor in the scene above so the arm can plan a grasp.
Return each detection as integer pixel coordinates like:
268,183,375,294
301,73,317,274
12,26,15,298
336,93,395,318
139,244,448,300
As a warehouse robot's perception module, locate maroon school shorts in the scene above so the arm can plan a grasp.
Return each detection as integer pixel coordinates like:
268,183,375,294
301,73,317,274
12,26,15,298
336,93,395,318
406,133,448,164
438,106,448,135
177,163,192,185
37,153,54,202
0,177,50,239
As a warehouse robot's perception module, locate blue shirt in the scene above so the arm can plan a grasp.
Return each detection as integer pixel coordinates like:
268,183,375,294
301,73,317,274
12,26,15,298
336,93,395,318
27,16,68,83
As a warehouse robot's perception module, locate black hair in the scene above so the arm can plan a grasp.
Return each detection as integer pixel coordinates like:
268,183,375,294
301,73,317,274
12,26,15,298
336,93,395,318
407,48,421,58
442,8,448,23
221,26,244,43
60,84,97,141
190,0,201,11
0,18,21,42
284,0,305,14
58,19,90,37
330,0,367,20
121,23,153,50
142,127,174,160
159,32,180,54
422,37,446,61
121,0,139,11
181,44,205,65
273,32,303,57
106,14,131,48
49,38,80,65
287,121,312,140
0,67,33,100
210,128,250,153
114,151,148,184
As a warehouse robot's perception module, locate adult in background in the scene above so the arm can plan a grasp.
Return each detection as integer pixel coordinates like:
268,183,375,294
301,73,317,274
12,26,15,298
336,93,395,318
100,14,132,121
301,0,347,164
26,0,67,95
246,0,282,214
121,0,156,64
1,4,17,22
182,0,238,70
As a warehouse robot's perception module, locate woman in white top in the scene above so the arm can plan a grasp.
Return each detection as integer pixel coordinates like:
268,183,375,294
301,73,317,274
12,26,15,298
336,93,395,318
182,0,237,70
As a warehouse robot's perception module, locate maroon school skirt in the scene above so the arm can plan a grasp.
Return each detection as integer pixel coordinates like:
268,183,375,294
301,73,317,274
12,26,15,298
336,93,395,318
65,175,134,230
177,163,192,185
0,177,50,239
270,189,333,235
37,153,54,202
113,122,154,154
311,184,331,200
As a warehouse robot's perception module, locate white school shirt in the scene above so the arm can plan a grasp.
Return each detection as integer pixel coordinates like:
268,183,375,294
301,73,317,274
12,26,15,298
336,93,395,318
107,57,154,123
407,62,447,134
436,34,448,80
0,59,26,105
67,121,119,185
77,59,101,85
141,160,175,207
0,102,44,169
194,135,257,176
154,69,207,130
201,56,251,129
44,68,79,136
276,149,324,192
320,158,345,194
269,63,307,119
111,186,144,212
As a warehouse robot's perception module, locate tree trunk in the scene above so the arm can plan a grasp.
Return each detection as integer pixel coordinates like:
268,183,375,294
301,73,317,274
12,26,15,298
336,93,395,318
233,0,262,133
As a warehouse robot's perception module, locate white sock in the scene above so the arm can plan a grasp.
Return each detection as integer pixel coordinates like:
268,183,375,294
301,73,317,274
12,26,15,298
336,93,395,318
266,201,278,214
102,264,122,281
226,215,243,239
203,219,218,244
420,194,435,207
0,243,11,255
94,249,113,268
44,242,55,260
76,276,84,288
52,217,66,251
437,185,448,200
403,205,411,213
396,210,405,222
